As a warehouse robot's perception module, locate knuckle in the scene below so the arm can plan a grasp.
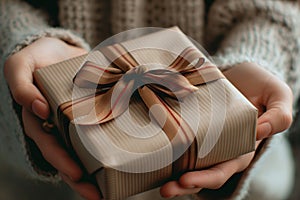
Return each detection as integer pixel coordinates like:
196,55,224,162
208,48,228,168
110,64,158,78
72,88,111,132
211,180,224,190
274,82,293,132
12,84,26,105
281,112,293,130
4,52,33,80
4,53,25,72
210,168,226,189
284,83,293,97
35,137,54,162
39,150,52,164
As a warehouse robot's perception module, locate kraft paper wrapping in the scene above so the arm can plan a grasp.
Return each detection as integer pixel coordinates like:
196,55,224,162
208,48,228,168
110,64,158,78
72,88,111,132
34,28,257,200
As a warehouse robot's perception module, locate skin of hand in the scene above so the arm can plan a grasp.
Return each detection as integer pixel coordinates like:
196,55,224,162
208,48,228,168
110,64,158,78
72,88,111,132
4,37,102,200
160,142,259,198
4,39,293,200
160,62,293,198
223,62,293,140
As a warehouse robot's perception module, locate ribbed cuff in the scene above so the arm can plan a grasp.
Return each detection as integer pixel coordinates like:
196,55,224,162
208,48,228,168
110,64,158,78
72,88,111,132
10,27,90,56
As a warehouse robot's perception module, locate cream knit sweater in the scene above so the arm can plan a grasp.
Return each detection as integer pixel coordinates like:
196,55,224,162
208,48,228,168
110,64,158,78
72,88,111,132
0,0,299,199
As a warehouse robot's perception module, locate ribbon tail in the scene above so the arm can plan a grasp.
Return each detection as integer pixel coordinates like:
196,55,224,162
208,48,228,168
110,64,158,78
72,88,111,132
138,87,197,172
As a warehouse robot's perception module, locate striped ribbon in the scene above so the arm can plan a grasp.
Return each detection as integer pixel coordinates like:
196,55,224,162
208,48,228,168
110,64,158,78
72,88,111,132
60,44,224,172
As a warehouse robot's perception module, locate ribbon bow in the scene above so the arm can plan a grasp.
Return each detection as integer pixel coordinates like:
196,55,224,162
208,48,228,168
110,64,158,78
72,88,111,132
61,44,224,141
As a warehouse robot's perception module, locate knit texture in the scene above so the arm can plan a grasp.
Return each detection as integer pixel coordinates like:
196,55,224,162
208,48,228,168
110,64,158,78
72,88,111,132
0,0,299,199
58,0,204,48
0,0,90,182
207,0,300,101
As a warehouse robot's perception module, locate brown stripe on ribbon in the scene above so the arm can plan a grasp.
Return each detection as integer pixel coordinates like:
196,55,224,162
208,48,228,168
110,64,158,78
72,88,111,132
169,47,195,70
99,44,139,72
74,61,123,88
138,87,196,173
61,44,225,173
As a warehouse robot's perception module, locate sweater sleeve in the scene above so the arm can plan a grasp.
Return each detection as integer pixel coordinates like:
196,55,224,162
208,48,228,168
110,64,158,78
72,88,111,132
0,0,90,182
0,0,90,59
198,1,299,199
206,0,300,101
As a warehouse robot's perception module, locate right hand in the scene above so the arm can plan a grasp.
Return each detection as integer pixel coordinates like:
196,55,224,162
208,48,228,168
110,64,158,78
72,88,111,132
222,62,293,140
4,37,101,200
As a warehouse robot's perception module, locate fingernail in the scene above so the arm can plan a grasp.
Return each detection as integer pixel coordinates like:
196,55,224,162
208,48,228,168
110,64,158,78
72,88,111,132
68,174,77,182
165,195,176,199
258,122,272,140
59,172,67,180
59,172,75,182
32,99,48,119
184,185,196,189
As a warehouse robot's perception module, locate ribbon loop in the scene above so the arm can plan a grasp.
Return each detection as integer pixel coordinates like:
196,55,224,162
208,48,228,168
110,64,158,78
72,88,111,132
67,45,224,125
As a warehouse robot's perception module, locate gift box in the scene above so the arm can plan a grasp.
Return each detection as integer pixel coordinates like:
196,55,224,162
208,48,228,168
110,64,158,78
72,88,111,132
34,27,257,200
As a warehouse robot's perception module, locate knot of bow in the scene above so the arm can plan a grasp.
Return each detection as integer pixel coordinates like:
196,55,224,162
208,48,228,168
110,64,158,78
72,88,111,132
61,44,224,129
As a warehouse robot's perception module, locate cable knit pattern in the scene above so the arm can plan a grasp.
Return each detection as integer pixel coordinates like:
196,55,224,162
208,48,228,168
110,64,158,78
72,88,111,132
0,0,299,199
58,0,204,47
206,0,300,101
58,0,110,48
110,0,204,43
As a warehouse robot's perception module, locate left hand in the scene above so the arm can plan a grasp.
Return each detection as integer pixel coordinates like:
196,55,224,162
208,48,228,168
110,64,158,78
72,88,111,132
160,62,293,197
5,37,101,200
22,104,101,200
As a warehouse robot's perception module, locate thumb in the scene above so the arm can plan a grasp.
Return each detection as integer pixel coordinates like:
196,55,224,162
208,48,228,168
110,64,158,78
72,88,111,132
256,75,293,140
257,104,293,140
4,54,50,119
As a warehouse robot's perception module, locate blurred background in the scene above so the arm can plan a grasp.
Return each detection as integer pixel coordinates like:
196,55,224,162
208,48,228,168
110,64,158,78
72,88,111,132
0,159,83,200
287,110,300,200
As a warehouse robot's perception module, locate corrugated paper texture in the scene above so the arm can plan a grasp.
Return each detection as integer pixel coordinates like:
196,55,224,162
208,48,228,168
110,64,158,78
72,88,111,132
34,28,257,200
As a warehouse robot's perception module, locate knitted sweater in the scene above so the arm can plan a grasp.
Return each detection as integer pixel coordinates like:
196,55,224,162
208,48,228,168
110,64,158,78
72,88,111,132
0,0,299,199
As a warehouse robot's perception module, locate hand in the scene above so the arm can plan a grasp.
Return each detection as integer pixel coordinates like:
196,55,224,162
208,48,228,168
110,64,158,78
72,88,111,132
160,141,260,198
22,109,101,200
4,37,101,200
222,62,293,140
160,62,293,197
4,37,87,119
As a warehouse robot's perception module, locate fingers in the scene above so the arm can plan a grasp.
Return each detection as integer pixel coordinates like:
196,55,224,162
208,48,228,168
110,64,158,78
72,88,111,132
22,108,82,181
160,181,201,198
23,108,102,200
223,62,293,139
257,81,293,140
4,53,50,119
179,153,252,189
257,107,292,139
60,173,102,200
160,151,255,197
4,37,87,120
